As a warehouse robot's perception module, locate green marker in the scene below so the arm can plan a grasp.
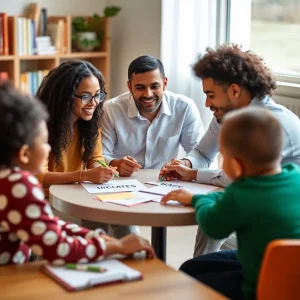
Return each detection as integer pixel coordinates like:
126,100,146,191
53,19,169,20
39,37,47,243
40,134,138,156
65,263,107,273
97,160,119,177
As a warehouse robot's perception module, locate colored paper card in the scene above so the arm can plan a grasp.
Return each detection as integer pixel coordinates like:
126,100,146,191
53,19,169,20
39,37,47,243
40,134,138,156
97,192,136,201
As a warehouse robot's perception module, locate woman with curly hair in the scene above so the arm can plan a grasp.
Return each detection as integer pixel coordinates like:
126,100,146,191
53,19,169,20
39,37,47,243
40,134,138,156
159,44,300,257
36,60,137,238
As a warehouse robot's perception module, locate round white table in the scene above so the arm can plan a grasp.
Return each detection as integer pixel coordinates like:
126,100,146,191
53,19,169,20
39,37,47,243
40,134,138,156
49,169,197,261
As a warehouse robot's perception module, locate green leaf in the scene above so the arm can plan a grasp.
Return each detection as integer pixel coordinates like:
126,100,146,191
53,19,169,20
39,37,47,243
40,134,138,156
104,6,121,17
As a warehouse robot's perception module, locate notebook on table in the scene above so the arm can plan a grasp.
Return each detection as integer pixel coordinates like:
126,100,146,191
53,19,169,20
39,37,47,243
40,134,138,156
42,259,143,291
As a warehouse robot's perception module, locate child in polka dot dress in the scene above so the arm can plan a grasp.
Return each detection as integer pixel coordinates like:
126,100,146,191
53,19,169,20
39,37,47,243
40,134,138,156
0,82,155,265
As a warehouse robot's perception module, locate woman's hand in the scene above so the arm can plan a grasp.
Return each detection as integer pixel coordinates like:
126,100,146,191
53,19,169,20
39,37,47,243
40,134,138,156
82,166,119,183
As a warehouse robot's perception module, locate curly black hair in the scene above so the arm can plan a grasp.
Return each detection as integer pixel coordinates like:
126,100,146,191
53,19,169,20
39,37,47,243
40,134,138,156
0,82,48,168
36,60,106,166
193,44,277,99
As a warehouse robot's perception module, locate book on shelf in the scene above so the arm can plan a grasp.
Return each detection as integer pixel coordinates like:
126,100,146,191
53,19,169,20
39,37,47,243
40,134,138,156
48,17,67,54
20,70,49,95
39,8,47,36
0,12,9,55
24,2,40,35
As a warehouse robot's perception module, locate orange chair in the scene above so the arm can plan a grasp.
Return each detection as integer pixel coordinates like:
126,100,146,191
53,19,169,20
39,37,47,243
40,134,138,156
257,239,300,300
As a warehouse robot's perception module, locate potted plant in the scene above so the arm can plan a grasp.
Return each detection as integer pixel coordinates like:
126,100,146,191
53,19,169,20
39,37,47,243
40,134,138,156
72,6,121,52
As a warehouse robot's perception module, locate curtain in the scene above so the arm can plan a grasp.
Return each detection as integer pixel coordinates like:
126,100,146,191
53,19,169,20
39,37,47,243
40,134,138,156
161,0,219,130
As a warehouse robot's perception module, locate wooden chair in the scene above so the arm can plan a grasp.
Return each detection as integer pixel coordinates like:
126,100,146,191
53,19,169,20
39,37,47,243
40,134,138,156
257,239,300,300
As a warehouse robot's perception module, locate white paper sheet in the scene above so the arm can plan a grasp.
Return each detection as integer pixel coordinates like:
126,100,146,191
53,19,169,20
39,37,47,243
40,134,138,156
81,179,146,194
144,180,218,195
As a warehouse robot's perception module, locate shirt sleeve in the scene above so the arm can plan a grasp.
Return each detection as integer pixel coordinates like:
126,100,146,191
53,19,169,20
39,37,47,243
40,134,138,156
191,188,240,239
101,103,118,165
87,128,105,168
4,173,106,264
184,117,232,187
179,99,204,154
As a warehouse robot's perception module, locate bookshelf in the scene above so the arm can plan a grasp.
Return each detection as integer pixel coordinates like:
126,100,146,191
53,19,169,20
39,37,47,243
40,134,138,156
0,15,111,95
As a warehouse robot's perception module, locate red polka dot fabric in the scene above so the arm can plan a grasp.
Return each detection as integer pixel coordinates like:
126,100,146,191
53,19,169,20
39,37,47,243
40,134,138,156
0,168,106,265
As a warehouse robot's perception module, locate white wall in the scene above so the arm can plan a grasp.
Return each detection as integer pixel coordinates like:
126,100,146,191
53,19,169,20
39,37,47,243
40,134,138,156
0,0,106,16
107,0,161,97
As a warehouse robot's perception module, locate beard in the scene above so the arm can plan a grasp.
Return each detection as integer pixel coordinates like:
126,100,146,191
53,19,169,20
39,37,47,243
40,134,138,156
211,105,234,123
134,96,162,113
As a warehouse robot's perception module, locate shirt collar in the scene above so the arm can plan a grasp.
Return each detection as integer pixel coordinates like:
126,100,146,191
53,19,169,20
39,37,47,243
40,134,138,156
249,95,270,106
127,93,172,118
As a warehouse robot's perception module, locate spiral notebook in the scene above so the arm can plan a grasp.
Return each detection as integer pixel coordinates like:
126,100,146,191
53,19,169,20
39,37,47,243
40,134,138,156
42,259,143,291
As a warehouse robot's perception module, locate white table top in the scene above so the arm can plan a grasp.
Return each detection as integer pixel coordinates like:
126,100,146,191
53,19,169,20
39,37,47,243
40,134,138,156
49,169,197,227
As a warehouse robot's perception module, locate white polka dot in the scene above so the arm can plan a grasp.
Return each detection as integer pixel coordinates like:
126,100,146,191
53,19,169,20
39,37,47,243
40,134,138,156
43,231,58,246
52,259,65,266
8,232,19,242
0,195,8,210
1,221,9,230
58,220,66,226
61,231,67,238
86,244,97,258
44,205,54,218
8,173,22,182
57,243,70,257
12,251,26,264
0,252,11,265
96,237,106,251
85,231,94,239
27,176,38,185
32,187,44,201
71,227,82,233
66,224,79,230
7,210,22,225
13,167,20,172
31,221,47,235
31,244,43,256
66,236,74,243
77,236,88,246
0,169,11,179
11,183,27,199
17,229,29,242
77,257,88,264
25,204,41,219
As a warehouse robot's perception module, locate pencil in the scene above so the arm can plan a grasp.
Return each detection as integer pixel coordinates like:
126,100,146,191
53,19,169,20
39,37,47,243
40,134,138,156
97,160,119,177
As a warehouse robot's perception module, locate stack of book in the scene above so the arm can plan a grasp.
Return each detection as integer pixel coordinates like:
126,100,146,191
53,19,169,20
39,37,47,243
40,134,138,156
20,70,49,95
36,36,55,55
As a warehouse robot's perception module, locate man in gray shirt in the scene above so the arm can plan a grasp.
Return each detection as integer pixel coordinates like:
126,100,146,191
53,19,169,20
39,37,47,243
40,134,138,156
160,44,300,257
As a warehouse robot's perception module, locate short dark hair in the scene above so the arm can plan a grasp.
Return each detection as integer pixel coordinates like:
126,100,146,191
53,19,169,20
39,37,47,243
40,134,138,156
193,44,277,99
0,82,48,168
37,60,105,166
221,107,282,165
128,55,165,80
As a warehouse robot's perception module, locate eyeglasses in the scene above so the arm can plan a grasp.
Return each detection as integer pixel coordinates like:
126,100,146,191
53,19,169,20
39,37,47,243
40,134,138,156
74,91,107,105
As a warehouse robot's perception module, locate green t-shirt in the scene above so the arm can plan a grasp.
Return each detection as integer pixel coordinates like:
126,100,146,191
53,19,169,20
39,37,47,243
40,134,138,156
191,163,300,300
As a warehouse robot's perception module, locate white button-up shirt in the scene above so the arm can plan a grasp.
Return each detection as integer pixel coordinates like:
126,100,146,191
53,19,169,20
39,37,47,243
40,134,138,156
102,91,204,169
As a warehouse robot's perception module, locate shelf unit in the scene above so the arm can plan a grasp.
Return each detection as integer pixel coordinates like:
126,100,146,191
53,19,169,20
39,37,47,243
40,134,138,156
0,15,111,95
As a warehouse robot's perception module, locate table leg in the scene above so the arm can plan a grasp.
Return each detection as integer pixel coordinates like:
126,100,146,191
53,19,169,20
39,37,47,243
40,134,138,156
151,227,166,262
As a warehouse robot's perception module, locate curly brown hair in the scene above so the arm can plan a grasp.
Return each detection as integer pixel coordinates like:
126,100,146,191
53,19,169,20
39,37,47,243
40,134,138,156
36,60,105,166
193,44,277,99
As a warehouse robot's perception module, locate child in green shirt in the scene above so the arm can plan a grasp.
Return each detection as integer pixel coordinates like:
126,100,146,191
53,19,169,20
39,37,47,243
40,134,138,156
161,107,300,300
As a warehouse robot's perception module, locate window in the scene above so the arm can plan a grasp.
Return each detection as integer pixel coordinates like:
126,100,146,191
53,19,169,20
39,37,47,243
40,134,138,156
229,0,300,84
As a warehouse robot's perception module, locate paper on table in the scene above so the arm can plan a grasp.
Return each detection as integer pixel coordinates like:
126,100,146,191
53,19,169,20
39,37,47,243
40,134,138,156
102,192,162,207
97,192,136,201
81,179,146,194
151,198,184,207
145,180,218,195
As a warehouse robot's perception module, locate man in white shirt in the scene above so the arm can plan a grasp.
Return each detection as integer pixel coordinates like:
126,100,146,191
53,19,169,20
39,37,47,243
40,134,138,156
102,55,204,176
